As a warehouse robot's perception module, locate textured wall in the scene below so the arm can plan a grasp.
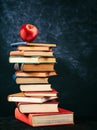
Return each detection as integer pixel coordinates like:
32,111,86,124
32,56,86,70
0,0,97,118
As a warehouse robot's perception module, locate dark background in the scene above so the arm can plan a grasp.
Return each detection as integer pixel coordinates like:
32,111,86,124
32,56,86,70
0,0,97,121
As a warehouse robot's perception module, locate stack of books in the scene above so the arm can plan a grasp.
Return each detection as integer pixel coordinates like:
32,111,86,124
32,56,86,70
8,42,74,127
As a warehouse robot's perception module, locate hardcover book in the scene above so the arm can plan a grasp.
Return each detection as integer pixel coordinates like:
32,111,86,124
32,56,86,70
15,107,74,127
15,71,57,77
10,42,56,47
23,88,58,97
20,84,52,92
26,42,56,47
15,77,49,84
10,50,54,57
14,63,55,72
17,101,59,113
8,92,58,103
17,45,52,51
9,56,56,64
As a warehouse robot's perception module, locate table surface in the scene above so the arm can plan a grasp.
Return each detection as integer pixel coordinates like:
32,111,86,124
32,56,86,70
0,116,97,130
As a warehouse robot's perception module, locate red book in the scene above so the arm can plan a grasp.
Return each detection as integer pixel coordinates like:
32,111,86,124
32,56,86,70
15,107,74,127
24,88,58,97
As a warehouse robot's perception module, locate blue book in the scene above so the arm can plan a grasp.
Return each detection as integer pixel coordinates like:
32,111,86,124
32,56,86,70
12,74,16,81
10,42,26,47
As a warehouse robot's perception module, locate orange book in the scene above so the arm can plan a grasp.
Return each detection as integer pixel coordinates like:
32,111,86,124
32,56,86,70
10,50,54,57
15,107,74,127
15,71,57,77
15,63,55,72
17,45,52,51
26,42,56,47
24,88,58,97
15,77,49,84
17,100,59,113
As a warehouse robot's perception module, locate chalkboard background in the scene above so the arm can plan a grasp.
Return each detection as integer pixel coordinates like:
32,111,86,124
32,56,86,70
0,0,97,120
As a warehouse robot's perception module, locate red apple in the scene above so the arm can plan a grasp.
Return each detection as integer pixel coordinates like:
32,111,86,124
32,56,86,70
19,24,38,42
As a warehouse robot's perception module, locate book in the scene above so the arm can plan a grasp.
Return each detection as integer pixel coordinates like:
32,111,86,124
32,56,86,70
23,88,58,97
15,107,74,127
14,63,55,72
26,42,56,47
17,101,59,113
15,77,49,84
20,84,52,92
8,92,58,103
10,42,56,47
10,42,26,47
9,56,56,64
15,71,57,77
10,50,54,57
17,45,52,51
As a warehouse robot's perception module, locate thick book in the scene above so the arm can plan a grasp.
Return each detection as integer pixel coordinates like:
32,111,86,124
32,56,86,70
14,63,55,72
15,77,49,84
24,88,58,97
17,101,59,113
8,92,58,103
15,71,57,77
15,107,74,127
20,84,52,92
9,56,56,64
10,50,54,57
